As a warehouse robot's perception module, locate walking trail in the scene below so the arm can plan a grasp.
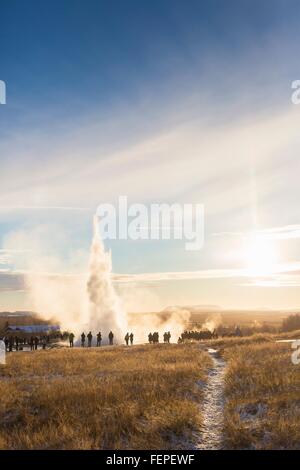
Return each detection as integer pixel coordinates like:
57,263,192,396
197,348,226,450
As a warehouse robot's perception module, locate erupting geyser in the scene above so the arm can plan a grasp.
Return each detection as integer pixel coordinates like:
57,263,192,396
86,215,128,343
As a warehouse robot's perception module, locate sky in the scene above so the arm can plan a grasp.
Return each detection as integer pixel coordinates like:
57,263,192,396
1,0,300,312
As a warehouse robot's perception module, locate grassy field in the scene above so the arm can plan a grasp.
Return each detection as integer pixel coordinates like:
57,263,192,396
0,344,212,450
219,336,300,450
0,333,299,450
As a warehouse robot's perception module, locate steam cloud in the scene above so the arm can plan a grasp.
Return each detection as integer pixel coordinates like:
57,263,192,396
86,215,128,343
201,313,222,332
128,307,191,344
9,216,191,344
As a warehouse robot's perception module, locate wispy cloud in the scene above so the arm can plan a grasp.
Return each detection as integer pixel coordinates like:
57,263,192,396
0,272,25,292
213,224,300,241
241,275,300,288
0,206,93,212
113,261,300,283
0,248,32,266
3,258,300,292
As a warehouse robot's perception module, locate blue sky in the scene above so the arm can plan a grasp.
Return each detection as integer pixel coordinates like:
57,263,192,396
1,0,300,312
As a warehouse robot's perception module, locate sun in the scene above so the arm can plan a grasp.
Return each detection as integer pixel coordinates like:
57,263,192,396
243,236,278,276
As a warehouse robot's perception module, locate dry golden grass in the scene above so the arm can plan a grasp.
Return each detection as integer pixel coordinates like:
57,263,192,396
222,341,300,449
207,329,300,351
0,344,212,450
208,332,274,349
1,332,299,450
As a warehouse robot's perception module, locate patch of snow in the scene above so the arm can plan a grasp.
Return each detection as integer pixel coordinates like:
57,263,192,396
196,349,226,450
237,403,268,422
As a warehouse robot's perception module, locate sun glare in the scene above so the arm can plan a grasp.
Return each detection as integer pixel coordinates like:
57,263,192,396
243,236,278,276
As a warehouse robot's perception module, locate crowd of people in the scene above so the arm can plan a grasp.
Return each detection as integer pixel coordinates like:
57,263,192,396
67,330,174,347
179,326,243,342
124,332,134,346
147,331,171,343
1,326,243,352
3,335,50,352
179,329,218,342
72,331,135,347
2,330,169,351
71,330,172,347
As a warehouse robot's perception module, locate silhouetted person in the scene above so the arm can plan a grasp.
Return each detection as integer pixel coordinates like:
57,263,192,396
130,333,134,345
30,336,34,351
81,332,86,347
87,331,93,347
34,337,39,350
69,332,75,348
167,331,171,343
15,336,19,351
4,338,8,352
8,336,13,352
163,332,168,343
148,333,153,344
235,326,242,337
125,333,129,346
96,332,102,347
108,331,114,345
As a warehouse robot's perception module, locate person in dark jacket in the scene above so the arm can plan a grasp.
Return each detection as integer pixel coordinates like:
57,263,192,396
153,332,159,344
69,332,75,348
96,332,102,347
108,331,114,345
87,331,93,347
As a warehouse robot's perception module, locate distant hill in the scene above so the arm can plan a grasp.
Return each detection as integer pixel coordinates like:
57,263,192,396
130,305,300,329
163,305,221,312
0,312,57,333
0,311,38,317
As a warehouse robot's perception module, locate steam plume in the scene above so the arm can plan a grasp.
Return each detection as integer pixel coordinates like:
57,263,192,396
202,313,222,332
86,215,128,342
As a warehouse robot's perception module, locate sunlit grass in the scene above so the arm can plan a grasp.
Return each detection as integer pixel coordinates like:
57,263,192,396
0,344,212,450
222,341,300,449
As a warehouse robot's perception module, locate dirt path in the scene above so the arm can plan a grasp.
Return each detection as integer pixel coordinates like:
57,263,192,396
197,348,226,450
